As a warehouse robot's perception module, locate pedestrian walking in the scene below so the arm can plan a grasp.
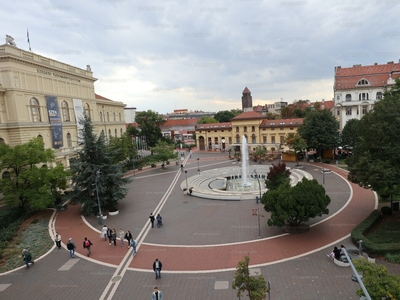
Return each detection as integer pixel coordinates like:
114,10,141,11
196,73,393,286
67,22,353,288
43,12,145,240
21,249,34,269
67,238,76,258
149,213,155,228
125,230,132,248
111,229,117,247
107,227,113,245
151,287,163,300
118,229,125,247
83,237,93,257
130,238,138,255
101,225,108,241
55,232,62,249
156,214,162,228
153,258,162,279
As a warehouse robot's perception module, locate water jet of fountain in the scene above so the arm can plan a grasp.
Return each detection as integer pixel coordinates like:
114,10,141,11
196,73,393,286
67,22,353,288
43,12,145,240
241,136,251,187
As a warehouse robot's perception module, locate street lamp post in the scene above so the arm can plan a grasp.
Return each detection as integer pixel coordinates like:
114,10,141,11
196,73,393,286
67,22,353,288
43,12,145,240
95,170,103,225
253,169,262,239
321,159,325,185
184,170,188,191
197,158,200,173
131,148,135,176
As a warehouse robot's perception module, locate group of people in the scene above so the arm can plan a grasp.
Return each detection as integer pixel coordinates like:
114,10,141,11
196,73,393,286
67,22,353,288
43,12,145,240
149,213,163,228
100,226,138,254
328,244,347,262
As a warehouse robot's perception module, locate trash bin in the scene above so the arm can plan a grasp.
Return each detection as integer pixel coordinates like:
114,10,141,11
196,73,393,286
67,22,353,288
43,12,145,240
392,201,399,211
97,215,103,225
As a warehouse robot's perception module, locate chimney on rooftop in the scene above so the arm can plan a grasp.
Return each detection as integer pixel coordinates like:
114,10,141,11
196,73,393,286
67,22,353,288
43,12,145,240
387,61,394,64
374,63,378,65
353,64,361,67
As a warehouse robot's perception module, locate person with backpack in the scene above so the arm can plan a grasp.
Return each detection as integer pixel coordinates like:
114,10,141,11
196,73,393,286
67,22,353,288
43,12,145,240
83,237,93,257
130,238,138,255
21,249,34,269
156,214,163,228
67,238,77,258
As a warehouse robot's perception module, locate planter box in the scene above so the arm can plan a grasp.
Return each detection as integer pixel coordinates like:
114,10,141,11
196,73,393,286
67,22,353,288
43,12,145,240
282,153,297,162
102,215,108,220
109,210,119,216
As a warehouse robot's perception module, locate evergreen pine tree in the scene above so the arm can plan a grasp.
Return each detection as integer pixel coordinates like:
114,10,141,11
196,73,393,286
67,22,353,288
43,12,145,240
69,115,131,215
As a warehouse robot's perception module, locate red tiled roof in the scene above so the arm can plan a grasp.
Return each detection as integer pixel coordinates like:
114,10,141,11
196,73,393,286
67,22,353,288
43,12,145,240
243,87,251,94
95,93,113,101
335,63,400,90
260,118,303,128
195,122,232,130
231,111,264,120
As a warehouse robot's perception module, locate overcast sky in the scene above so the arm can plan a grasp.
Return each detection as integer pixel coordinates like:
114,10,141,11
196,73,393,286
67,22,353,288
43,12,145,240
2,0,400,114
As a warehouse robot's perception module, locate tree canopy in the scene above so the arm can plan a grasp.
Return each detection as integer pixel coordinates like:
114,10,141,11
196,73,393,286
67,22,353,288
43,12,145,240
347,78,400,198
69,115,130,215
265,162,291,191
353,258,400,299
108,132,136,164
214,109,242,122
340,118,360,149
135,110,165,147
284,133,307,165
262,178,330,227
197,116,218,124
0,138,69,211
298,109,339,156
232,256,268,300
150,140,177,165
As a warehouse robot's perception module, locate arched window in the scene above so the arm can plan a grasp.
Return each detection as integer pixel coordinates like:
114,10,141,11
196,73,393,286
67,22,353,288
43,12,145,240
100,112,103,122
345,94,351,101
113,113,116,121
62,101,70,122
251,134,256,144
30,97,41,122
108,129,111,138
37,135,43,139
67,133,72,147
357,79,370,86
119,113,122,121
2,171,10,179
376,92,383,100
84,103,90,117
101,130,104,137
359,93,369,101
107,112,110,122
0,138,5,144
120,128,123,136
115,129,117,137
235,134,240,144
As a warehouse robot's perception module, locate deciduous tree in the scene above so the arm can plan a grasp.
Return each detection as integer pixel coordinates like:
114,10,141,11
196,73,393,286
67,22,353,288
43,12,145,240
265,162,291,191
340,118,360,149
135,110,165,147
284,133,307,165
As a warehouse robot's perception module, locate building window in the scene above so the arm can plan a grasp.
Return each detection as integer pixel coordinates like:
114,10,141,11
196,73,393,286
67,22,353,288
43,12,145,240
271,128,275,131
345,94,351,101
263,136,266,144
113,113,116,121
119,113,122,121
236,126,239,132
346,108,352,115
62,101,70,122
251,126,255,132
243,126,247,132
376,92,383,100
108,129,111,139
252,135,256,144
30,97,41,122
107,112,110,122
280,128,284,130
280,136,284,143
362,106,368,114
358,93,369,100
236,135,240,144
0,138,5,144
115,129,117,137
84,103,90,117
337,109,340,116
229,137,232,144
357,79,369,85
271,136,275,144
120,128,123,136
67,133,72,147
357,107,359,115
100,112,103,122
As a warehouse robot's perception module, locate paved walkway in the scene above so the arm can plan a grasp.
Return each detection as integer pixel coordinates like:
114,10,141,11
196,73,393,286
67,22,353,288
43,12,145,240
1,151,399,300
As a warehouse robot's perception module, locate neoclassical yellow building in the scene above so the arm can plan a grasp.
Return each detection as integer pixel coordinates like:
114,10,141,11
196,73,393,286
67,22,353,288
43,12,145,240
196,110,303,152
0,44,126,166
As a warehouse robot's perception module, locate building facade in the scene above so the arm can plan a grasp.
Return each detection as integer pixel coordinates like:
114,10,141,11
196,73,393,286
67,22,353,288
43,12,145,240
334,61,400,130
0,44,126,167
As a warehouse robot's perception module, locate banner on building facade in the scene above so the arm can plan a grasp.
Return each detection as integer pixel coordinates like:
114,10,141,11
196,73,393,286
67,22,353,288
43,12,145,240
45,96,63,149
73,98,84,144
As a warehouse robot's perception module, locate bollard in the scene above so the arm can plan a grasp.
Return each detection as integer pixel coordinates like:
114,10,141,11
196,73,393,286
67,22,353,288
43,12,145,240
256,196,259,204
358,240,363,256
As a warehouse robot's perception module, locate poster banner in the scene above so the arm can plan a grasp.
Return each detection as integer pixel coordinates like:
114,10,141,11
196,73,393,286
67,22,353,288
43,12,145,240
73,98,84,144
45,96,63,149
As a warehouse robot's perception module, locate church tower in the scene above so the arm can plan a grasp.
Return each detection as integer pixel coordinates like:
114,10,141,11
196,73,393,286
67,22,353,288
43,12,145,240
241,87,253,111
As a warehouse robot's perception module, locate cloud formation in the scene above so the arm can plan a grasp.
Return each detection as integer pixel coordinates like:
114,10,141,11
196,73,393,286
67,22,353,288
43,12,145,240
2,0,400,113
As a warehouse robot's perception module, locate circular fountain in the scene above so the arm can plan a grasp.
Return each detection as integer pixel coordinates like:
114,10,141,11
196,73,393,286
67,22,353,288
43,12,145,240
181,136,313,200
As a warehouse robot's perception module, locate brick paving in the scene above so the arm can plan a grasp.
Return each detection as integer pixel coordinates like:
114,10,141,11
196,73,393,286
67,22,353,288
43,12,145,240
1,151,399,300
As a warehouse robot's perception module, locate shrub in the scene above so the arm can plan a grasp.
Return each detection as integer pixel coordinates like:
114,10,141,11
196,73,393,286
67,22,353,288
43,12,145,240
151,163,156,168
323,159,331,164
381,206,392,216
385,253,400,264
0,207,24,229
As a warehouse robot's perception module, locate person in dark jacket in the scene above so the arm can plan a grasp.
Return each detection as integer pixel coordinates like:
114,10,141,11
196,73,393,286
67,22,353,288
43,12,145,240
22,249,34,268
67,238,77,258
125,230,132,248
149,213,155,228
153,258,162,279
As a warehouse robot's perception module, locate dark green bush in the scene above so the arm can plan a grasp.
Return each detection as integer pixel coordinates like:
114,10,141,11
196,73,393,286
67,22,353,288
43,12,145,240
323,159,331,164
0,207,24,229
151,164,156,168
385,253,400,264
381,206,392,215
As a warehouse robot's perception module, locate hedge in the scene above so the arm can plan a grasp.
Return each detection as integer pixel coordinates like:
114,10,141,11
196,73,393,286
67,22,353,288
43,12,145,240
351,210,400,256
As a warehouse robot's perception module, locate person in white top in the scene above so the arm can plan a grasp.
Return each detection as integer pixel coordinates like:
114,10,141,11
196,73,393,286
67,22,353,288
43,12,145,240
101,225,108,241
